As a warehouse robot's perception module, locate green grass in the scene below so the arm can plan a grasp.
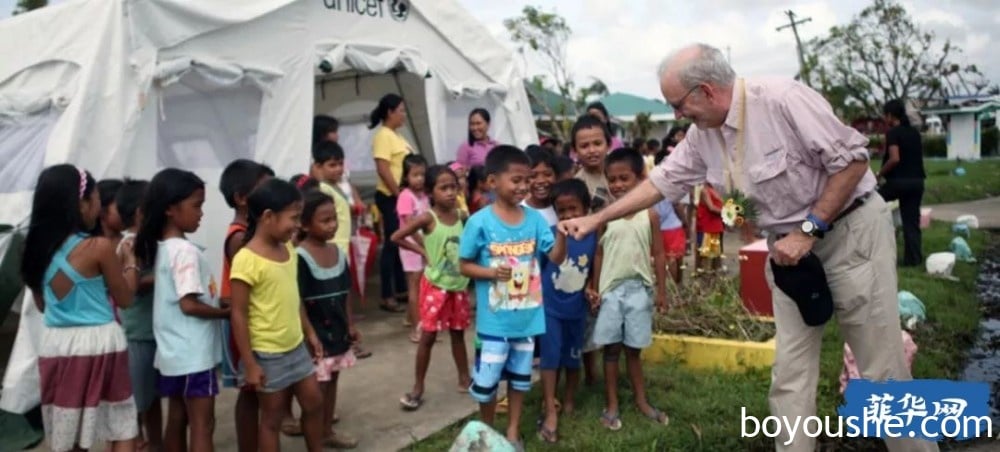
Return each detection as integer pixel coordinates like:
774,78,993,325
871,158,1000,204
410,222,992,451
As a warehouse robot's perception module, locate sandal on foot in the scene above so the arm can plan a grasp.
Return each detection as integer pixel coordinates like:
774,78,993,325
537,425,558,444
352,345,372,359
496,396,509,414
600,410,623,431
643,407,670,426
379,302,406,313
399,393,424,411
324,432,358,449
280,416,302,436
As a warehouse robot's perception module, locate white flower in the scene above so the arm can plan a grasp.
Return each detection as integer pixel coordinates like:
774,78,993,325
721,204,740,227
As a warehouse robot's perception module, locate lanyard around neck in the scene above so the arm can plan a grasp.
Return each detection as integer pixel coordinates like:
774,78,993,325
722,78,747,194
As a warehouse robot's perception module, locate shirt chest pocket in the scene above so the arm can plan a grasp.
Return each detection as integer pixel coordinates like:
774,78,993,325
746,148,812,220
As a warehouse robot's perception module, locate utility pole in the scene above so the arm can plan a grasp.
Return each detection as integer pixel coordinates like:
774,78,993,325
776,10,812,87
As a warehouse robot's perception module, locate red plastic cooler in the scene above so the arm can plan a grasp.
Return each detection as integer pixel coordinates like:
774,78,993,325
739,239,773,317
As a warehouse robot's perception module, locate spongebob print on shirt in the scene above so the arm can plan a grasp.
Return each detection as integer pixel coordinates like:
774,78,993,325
487,240,543,312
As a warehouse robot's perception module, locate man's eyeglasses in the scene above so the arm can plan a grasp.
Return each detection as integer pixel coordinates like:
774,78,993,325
669,85,702,112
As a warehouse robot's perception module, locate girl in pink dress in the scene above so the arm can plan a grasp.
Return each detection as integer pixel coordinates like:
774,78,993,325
396,155,430,342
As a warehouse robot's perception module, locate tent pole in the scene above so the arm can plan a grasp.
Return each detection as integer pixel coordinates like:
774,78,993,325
391,70,427,160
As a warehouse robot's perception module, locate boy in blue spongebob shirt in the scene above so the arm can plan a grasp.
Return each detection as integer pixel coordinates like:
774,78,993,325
459,145,567,446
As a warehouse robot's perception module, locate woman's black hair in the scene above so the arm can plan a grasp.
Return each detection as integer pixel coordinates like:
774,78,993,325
467,108,491,145
312,114,340,146
400,154,428,190
21,164,96,292
570,114,612,149
93,179,124,235
368,93,404,129
299,189,335,241
883,99,911,127
549,178,592,211
135,168,205,266
245,178,303,243
424,164,458,205
115,179,149,230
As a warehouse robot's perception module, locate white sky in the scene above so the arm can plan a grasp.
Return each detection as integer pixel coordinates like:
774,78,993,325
2,0,996,100
459,0,999,99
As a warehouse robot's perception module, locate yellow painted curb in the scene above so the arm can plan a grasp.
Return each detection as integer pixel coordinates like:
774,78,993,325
643,332,776,372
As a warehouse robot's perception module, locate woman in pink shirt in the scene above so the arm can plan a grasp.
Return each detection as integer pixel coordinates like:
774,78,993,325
455,108,497,168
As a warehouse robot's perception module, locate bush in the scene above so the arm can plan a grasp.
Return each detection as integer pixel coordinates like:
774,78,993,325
983,126,998,157
923,134,947,158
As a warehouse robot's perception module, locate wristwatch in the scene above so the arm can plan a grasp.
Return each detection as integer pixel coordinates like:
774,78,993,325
800,213,828,239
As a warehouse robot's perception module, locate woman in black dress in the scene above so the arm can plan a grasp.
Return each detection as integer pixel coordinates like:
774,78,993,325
877,99,926,266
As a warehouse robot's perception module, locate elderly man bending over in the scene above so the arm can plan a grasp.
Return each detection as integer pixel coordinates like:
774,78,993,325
559,43,938,452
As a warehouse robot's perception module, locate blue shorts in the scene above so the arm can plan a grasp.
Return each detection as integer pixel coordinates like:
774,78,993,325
593,279,654,349
539,316,585,370
469,335,534,403
127,340,159,411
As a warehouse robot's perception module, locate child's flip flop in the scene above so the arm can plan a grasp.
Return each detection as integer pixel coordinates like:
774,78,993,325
600,410,623,431
644,407,670,426
399,393,423,411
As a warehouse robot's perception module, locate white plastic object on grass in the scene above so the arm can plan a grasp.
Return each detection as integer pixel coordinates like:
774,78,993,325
955,214,980,229
925,252,959,281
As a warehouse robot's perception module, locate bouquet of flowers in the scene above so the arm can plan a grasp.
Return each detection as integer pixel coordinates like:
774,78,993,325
720,189,758,228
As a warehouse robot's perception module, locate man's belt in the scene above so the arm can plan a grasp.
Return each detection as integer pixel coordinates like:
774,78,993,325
831,192,872,226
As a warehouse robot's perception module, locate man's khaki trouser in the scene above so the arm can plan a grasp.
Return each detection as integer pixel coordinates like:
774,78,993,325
766,195,939,452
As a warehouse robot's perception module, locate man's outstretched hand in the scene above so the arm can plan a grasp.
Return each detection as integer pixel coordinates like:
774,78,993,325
558,214,602,240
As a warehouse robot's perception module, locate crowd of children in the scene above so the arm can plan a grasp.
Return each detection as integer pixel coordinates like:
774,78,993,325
19,110,737,451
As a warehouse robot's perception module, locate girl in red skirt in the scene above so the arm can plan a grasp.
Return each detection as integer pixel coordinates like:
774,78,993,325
21,165,140,451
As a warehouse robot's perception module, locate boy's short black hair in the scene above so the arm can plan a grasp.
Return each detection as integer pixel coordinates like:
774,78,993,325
554,155,574,177
605,147,645,177
220,159,270,208
549,179,591,210
312,115,340,146
484,145,531,176
646,138,660,150
115,179,149,229
97,179,123,208
525,146,556,171
570,115,611,149
312,141,345,164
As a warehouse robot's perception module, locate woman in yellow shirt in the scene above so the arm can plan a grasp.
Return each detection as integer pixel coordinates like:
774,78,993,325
370,93,413,313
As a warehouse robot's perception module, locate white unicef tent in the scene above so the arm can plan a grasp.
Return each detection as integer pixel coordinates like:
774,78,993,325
0,0,536,412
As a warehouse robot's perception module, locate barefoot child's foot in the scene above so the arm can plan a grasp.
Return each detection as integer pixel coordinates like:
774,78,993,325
324,431,359,449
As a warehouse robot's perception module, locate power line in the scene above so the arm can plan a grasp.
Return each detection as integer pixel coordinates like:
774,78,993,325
776,10,812,87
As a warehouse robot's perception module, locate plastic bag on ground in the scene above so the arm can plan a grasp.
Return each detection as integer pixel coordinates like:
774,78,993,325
949,237,976,263
955,214,980,229
951,222,970,238
449,420,517,452
897,291,926,330
841,330,917,394
925,252,958,282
